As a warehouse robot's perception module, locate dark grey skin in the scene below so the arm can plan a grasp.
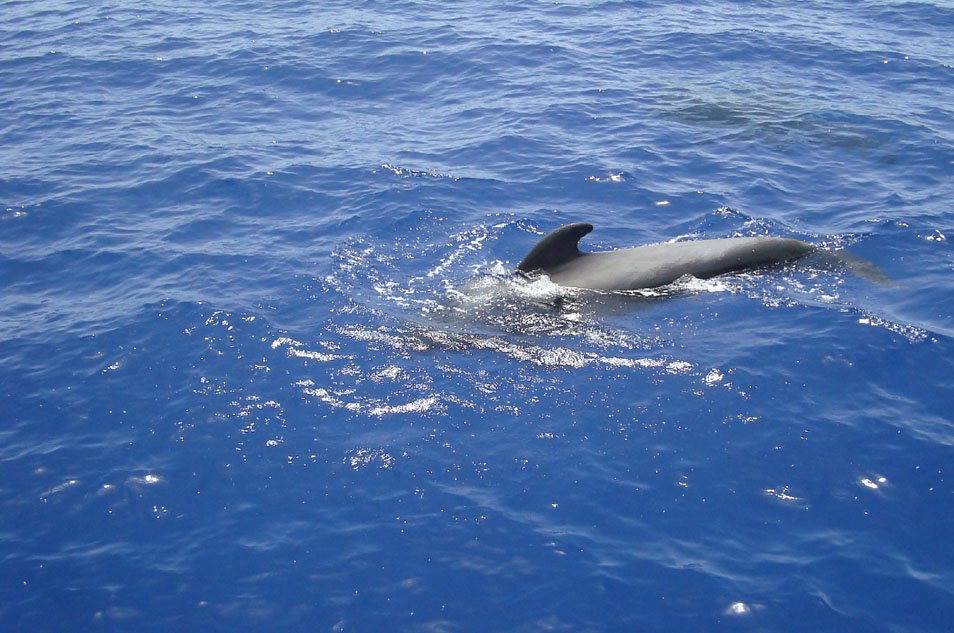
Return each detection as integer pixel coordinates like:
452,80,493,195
517,223,817,291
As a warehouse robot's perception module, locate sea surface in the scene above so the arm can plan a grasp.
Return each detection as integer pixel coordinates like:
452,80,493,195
2,1,953,631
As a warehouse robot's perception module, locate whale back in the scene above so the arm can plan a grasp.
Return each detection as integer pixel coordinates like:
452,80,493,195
515,222,821,291
517,223,592,273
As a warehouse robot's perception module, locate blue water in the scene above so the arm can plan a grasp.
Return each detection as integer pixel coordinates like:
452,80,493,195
2,1,953,631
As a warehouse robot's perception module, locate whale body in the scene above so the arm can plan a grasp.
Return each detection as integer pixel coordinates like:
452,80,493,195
516,223,816,291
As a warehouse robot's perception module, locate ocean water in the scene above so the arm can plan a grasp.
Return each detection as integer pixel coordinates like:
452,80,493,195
2,0,953,631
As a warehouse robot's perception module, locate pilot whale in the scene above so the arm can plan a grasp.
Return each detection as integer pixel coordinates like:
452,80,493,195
516,223,817,291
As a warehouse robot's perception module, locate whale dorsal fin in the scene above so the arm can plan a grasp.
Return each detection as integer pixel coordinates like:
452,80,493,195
517,223,593,273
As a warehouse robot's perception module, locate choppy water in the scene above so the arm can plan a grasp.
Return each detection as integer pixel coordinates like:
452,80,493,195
2,1,953,631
